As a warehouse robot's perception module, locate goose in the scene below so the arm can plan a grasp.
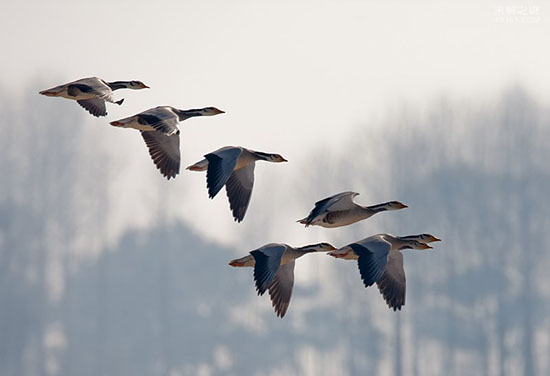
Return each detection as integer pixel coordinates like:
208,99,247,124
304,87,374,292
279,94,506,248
298,191,407,228
39,77,149,117
186,146,287,222
329,233,435,311
229,242,337,317
110,106,224,179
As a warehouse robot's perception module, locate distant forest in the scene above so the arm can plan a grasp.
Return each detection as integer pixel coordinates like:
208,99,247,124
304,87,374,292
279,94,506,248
1,86,548,375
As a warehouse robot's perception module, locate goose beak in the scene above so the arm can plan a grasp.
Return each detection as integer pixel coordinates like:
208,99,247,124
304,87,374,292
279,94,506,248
39,90,56,96
142,84,150,89
399,203,408,209
110,121,123,127
421,243,433,250
432,236,442,242
281,157,288,162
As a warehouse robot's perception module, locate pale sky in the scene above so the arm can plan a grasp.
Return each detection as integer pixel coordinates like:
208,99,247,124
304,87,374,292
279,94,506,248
2,0,549,252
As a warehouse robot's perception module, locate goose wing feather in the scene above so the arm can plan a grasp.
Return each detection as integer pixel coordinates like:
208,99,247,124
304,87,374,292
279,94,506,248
77,98,107,117
268,260,295,318
225,163,255,222
303,191,359,226
351,238,391,288
250,244,287,296
137,107,180,136
140,131,180,179
205,147,242,199
71,77,116,102
376,251,406,311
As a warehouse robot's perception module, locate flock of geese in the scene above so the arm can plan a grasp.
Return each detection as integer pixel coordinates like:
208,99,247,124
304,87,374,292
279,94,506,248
40,76,441,318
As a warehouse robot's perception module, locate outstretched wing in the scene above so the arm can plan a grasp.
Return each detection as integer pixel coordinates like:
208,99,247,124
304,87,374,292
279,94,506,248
225,163,255,222
250,244,286,295
268,261,295,318
77,98,107,117
376,251,406,311
205,147,242,199
140,131,180,180
351,238,391,288
303,191,359,226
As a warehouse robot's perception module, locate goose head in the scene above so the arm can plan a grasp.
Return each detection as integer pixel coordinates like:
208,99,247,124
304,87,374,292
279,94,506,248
127,80,149,89
398,240,432,251
200,107,225,116
386,201,408,210
267,154,288,163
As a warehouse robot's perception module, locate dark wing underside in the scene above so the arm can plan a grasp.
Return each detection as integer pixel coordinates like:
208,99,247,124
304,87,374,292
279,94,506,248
251,245,286,295
205,148,241,199
352,243,389,288
224,164,255,222
376,252,406,311
268,261,295,318
140,131,181,179
77,98,107,117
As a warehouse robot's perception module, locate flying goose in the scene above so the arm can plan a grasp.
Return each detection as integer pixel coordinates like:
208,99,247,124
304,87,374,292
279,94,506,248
298,191,407,228
110,106,224,179
329,233,437,311
229,242,337,317
39,77,149,117
186,146,287,222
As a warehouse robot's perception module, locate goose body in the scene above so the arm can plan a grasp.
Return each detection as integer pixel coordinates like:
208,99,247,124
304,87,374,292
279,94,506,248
298,191,407,228
229,242,336,317
110,106,224,180
39,77,149,117
329,233,439,311
187,146,287,222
